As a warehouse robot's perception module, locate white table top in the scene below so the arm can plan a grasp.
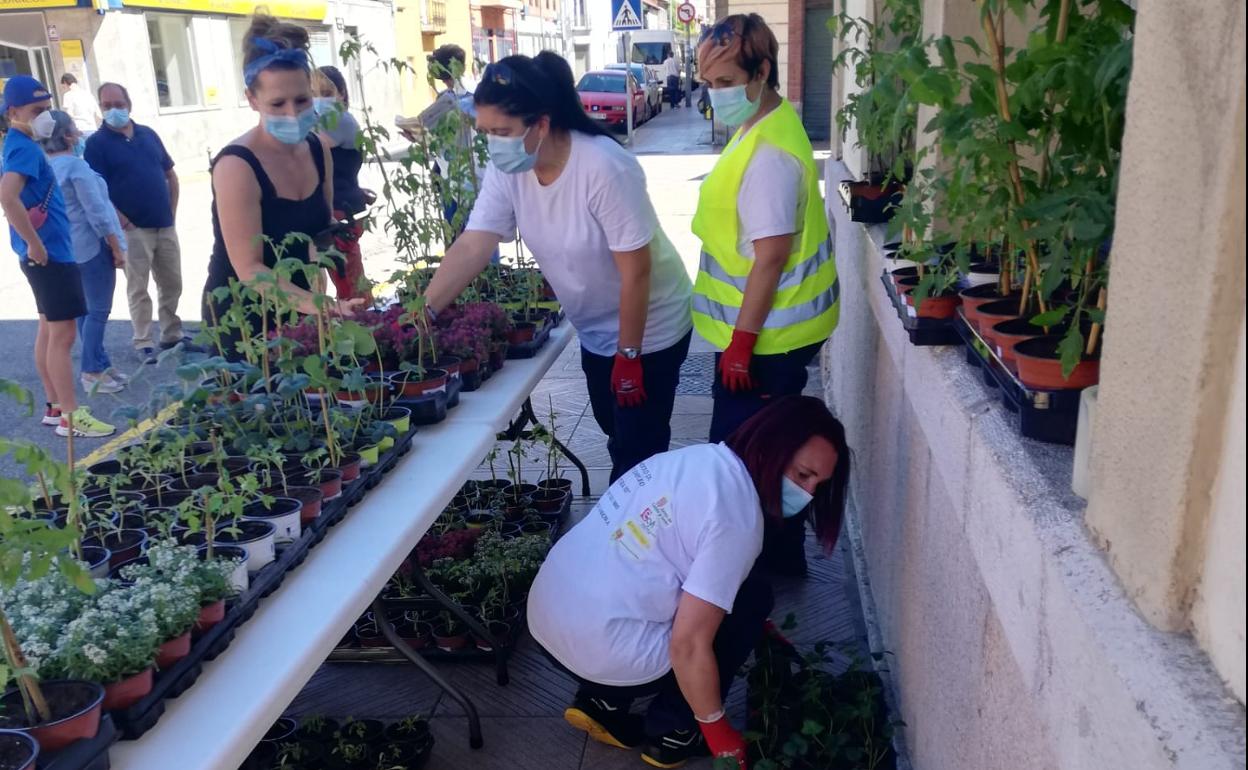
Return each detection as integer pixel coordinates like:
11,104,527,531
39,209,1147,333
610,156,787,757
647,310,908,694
111,327,573,770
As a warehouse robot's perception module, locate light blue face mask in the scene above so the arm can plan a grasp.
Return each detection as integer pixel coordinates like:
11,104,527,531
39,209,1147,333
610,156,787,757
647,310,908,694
487,126,541,174
708,83,761,127
72,137,86,158
265,107,318,145
781,476,813,518
313,97,337,116
103,108,130,129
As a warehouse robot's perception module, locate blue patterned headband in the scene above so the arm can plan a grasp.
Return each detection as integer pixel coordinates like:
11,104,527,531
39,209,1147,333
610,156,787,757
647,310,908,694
243,37,310,87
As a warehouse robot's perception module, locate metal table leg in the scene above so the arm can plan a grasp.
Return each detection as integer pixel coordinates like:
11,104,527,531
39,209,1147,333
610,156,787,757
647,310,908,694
411,565,512,687
500,397,592,498
371,597,484,749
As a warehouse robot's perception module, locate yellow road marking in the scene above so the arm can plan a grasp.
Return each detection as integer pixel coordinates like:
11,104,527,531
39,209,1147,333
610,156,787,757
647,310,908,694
78,401,181,468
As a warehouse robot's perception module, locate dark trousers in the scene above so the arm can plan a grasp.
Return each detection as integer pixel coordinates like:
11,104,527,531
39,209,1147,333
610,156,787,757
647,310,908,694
666,75,681,107
581,332,691,483
707,340,824,443
543,568,774,737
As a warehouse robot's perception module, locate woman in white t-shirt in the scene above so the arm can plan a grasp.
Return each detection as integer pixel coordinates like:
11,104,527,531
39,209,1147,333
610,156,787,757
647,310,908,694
425,52,693,483
527,396,850,769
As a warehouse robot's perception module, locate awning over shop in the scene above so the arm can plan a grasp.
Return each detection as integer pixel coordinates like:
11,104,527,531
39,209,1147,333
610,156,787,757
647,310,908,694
0,0,77,10
120,0,327,21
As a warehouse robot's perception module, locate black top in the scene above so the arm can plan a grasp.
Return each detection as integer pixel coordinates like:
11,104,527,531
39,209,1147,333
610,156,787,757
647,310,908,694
205,134,330,296
330,144,366,216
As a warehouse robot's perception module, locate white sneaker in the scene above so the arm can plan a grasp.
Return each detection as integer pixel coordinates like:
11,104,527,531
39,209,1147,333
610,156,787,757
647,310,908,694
81,372,124,395
104,368,130,384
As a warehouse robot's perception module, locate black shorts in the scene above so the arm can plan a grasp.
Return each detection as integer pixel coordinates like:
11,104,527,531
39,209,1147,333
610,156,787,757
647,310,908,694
21,259,87,322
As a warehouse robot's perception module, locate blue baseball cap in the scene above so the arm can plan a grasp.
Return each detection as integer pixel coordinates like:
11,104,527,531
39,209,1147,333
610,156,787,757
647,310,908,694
1,75,53,113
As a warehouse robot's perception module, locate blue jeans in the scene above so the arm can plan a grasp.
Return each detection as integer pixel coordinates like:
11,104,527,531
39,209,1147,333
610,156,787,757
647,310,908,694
708,341,825,443
581,332,691,483
539,567,774,736
76,243,116,374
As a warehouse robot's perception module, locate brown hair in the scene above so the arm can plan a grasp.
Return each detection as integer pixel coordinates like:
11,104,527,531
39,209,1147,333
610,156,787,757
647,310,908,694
697,13,780,90
242,13,311,91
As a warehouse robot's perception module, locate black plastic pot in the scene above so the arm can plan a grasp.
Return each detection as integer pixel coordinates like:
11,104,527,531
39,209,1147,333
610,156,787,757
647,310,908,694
262,716,298,743
0,729,38,770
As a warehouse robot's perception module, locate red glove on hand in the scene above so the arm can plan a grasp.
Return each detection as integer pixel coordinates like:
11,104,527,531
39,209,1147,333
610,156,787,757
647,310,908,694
698,714,748,769
719,329,759,393
611,353,646,408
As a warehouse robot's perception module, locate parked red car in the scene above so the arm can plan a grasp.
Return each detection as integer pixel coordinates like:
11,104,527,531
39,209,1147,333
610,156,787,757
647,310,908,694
577,70,648,128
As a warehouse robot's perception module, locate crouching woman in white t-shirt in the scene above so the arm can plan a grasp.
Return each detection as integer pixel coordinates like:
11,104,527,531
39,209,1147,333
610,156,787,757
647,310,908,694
424,52,694,483
526,396,850,769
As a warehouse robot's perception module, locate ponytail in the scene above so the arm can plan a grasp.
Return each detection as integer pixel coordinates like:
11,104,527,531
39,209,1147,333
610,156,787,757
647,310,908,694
475,52,618,143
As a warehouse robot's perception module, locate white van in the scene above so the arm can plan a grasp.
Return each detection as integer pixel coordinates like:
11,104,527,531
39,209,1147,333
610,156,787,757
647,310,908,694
615,30,691,101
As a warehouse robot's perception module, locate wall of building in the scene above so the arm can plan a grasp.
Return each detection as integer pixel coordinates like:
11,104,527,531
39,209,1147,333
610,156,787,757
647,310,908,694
40,2,400,171
721,0,790,100
824,0,1247,765
395,0,474,117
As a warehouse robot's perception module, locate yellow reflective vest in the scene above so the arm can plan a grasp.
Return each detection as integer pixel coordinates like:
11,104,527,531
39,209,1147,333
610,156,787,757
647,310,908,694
691,99,839,354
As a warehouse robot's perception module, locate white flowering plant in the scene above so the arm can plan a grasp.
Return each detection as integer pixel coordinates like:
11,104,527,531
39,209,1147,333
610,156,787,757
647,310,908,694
123,540,241,606
41,586,162,685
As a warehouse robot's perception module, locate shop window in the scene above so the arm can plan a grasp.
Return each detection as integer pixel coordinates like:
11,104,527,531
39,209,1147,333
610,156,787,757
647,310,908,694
229,18,249,102
148,14,202,108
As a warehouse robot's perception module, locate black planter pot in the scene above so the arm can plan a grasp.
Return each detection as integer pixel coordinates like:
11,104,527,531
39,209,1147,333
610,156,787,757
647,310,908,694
294,717,340,742
0,729,38,770
262,716,298,743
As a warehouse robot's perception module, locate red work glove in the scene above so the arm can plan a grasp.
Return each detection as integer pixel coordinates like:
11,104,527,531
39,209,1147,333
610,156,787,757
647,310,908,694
719,329,758,392
698,714,747,769
611,354,646,408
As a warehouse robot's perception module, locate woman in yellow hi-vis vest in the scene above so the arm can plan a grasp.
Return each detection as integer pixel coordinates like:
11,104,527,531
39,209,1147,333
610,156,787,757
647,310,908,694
693,14,840,574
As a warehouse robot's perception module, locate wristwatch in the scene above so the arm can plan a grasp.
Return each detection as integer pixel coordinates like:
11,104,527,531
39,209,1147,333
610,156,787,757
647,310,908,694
618,346,641,360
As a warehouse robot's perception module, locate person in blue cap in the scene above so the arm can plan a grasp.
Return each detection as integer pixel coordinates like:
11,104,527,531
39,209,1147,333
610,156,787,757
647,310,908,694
1,75,116,437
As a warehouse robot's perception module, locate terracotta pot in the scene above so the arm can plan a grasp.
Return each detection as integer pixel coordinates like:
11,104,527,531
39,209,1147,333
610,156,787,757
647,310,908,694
195,599,226,633
156,631,192,669
508,322,537,344
1014,336,1101,390
459,357,480,374
298,468,343,501
0,680,104,752
282,486,324,524
532,488,569,513
975,299,1024,352
908,290,961,319
336,453,363,483
960,286,1020,331
103,668,154,711
433,629,469,652
990,318,1050,368
431,356,462,379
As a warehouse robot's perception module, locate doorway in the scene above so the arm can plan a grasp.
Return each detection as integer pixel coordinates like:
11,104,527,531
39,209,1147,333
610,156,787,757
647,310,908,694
1,12,56,102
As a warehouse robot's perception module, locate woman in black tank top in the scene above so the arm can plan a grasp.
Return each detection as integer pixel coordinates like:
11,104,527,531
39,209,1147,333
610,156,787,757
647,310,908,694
202,14,361,358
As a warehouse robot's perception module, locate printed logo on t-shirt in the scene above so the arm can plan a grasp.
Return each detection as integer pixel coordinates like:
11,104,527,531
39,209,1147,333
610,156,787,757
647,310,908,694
612,526,644,560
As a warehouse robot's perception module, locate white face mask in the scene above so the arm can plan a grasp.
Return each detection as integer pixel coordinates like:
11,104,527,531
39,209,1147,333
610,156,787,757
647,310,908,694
31,110,57,140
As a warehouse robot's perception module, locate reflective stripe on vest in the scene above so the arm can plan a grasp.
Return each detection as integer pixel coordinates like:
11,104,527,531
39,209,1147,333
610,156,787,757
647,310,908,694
699,236,835,294
692,273,840,328
690,99,839,355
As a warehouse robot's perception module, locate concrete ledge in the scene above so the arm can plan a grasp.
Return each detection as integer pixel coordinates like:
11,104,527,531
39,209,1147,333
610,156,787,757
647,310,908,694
822,161,1246,769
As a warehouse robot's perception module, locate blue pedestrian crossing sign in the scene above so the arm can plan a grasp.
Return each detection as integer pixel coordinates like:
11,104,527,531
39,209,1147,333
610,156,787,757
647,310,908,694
612,0,643,30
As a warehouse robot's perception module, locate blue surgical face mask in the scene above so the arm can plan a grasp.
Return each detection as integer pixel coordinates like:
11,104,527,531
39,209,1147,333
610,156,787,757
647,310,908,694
265,107,318,145
487,126,541,174
103,108,130,129
313,97,337,116
709,83,760,127
781,476,813,518
73,137,86,158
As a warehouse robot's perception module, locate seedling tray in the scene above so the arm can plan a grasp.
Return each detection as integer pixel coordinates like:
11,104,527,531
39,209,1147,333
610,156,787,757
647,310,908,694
879,273,960,346
38,715,117,770
952,312,1081,445
110,425,419,739
838,180,903,223
394,391,449,426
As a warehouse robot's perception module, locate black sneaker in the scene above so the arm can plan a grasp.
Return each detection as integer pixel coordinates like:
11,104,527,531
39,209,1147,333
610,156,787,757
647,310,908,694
563,696,644,750
136,346,158,365
641,729,709,768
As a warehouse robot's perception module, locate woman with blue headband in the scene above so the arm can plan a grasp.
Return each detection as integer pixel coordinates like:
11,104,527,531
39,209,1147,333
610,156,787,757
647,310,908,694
203,14,361,356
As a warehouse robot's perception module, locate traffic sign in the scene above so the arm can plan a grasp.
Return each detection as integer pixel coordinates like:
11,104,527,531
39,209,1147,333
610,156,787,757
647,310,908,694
677,2,696,24
611,0,643,30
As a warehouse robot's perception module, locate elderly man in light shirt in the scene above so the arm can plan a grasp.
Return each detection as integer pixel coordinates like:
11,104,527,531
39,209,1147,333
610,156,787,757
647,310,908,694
59,74,101,136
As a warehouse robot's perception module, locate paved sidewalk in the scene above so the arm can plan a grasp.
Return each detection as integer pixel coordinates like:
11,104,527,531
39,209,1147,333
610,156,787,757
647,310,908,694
284,340,870,770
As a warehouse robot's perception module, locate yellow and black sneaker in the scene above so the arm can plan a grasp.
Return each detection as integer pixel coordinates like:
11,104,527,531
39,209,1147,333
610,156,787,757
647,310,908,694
641,729,710,768
563,697,644,750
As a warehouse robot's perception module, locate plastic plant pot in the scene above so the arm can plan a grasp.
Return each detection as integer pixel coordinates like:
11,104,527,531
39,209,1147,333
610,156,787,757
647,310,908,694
262,716,298,744
989,317,1051,368
0,729,38,770
0,681,104,752
389,368,449,399
102,667,154,711
355,622,388,648
433,625,469,652
195,598,227,633
960,286,1019,331
280,486,324,524
336,453,363,483
214,519,277,574
156,631,192,669
292,468,343,501
381,407,412,436
963,261,999,287
167,473,221,492
196,543,249,592
355,444,380,468
81,545,112,580
431,356,462,380
243,497,303,544
84,528,148,568
464,512,495,529
1014,336,1101,391
508,322,537,344
907,290,961,320
538,477,573,494
532,488,569,513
